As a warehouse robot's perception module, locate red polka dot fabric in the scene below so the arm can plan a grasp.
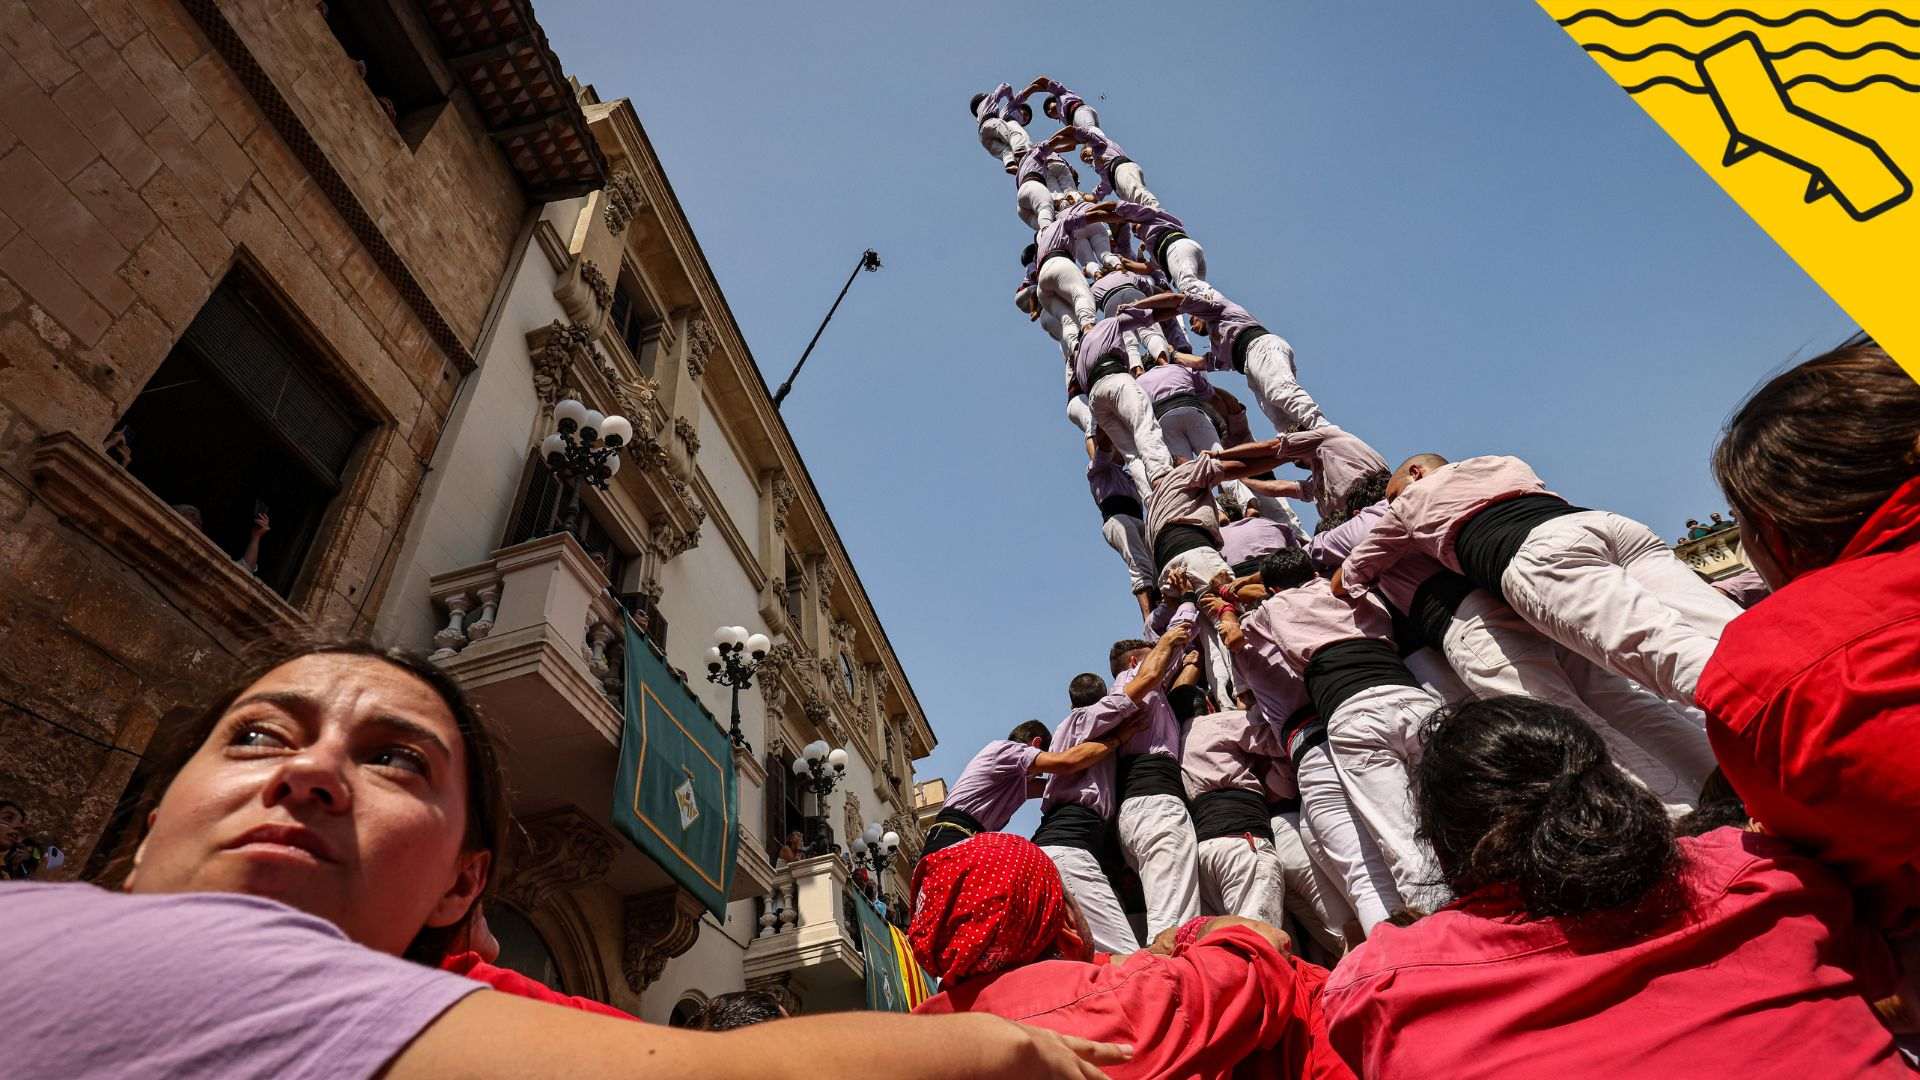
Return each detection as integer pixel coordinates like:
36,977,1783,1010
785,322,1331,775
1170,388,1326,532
908,833,1076,982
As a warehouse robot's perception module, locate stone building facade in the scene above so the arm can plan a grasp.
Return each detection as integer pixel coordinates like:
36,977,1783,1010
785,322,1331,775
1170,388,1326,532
373,84,938,1022
0,0,602,877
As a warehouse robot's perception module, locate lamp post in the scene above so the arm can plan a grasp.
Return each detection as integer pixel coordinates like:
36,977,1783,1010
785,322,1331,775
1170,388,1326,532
849,821,901,878
704,626,769,753
790,739,849,855
540,398,632,534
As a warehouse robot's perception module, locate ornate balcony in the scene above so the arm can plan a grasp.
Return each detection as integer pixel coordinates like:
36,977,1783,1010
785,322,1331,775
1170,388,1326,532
743,853,869,1012
425,530,773,901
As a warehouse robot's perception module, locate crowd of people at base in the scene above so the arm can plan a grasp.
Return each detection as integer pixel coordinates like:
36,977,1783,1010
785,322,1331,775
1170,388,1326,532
0,90,1916,1080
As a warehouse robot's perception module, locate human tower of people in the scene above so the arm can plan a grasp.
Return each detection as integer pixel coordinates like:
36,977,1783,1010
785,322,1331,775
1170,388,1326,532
928,75,1753,958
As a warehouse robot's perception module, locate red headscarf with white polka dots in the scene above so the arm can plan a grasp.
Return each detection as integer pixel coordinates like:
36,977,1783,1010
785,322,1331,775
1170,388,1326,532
908,833,1092,983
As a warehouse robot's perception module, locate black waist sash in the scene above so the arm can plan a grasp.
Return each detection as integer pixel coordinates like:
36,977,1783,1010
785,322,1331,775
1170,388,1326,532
1455,494,1588,598
1152,522,1215,572
1118,752,1186,802
1286,710,1328,761
1408,571,1476,652
1304,638,1420,721
1153,229,1190,267
921,807,985,856
1086,353,1130,386
1032,802,1106,852
1230,324,1270,372
1099,283,1146,316
1152,391,1209,418
1230,557,1265,579
1191,789,1274,842
1098,494,1144,523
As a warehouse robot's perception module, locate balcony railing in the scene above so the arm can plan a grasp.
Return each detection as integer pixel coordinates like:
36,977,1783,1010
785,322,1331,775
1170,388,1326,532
743,853,867,1011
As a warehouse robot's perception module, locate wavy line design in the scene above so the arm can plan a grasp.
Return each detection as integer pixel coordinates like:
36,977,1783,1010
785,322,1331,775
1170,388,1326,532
1558,8,1920,29
1587,41,1920,62
1625,72,1920,94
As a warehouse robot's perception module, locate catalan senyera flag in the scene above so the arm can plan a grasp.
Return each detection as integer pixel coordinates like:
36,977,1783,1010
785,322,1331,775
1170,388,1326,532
1540,2,1920,378
852,897,936,1012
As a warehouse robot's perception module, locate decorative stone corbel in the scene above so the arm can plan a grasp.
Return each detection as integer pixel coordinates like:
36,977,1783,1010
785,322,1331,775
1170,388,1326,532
770,473,798,535
603,170,645,235
526,320,593,406
622,886,705,994
495,807,618,914
684,314,717,380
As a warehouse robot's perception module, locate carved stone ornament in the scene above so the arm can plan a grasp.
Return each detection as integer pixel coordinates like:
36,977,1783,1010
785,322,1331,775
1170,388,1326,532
842,792,863,848
770,474,798,534
626,430,670,472
672,415,701,455
669,477,708,533
527,320,593,406
622,885,705,993
745,974,799,1016
684,314,717,379
496,806,618,914
603,169,645,235
651,521,698,561
635,574,665,604
802,694,832,731
612,374,658,422
579,260,613,312
814,560,836,615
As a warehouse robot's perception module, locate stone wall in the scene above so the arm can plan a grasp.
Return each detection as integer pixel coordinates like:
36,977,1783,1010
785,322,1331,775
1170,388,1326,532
0,0,529,873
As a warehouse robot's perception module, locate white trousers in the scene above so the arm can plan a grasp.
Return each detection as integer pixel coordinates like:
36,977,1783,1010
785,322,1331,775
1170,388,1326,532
1039,844,1138,954
1039,256,1095,331
1119,793,1202,940
1242,333,1326,433
1326,684,1444,913
1072,393,1151,498
1197,833,1286,926
1161,236,1214,300
1102,513,1155,595
1440,589,1712,812
1405,645,1475,707
1295,741,1402,933
978,116,1029,167
1017,179,1055,231
1160,407,1258,513
1089,373,1172,493
1158,545,1236,697
1500,511,1742,708
1271,809,1354,956
1111,161,1158,208
1067,103,1104,137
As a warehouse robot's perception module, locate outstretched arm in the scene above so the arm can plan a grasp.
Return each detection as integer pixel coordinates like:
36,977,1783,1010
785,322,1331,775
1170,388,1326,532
1122,623,1191,702
1032,715,1148,776
1241,476,1304,500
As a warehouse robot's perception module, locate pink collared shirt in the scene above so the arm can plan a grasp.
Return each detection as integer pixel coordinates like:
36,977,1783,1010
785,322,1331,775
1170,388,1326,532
1243,576,1396,674
1181,709,1291,799
1271,426,1388,524
1041,692,1140,820
1145,454,1229,547
1339,455,1553,600
1311,501,1448,615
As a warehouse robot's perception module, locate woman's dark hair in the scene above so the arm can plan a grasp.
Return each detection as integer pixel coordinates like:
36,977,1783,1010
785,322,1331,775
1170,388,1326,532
1259,548,1314,591
1714,334,1920,577
103,637,510,964
1675,767,1749,838
697,989,787,1031
1414,696,1674,918
1020,242,1037,268
1007,719,1052,745
968,92,986,116
1068,672,1109,708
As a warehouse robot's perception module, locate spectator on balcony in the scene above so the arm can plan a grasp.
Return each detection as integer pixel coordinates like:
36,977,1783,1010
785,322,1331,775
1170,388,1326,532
3,640,1132,1080
910,832,1352,1080
775,830,807,867
1685,519,1711,540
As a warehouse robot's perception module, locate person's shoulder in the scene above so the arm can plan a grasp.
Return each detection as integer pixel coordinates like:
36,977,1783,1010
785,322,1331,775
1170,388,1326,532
1675,826,1846,902
5,881,341,937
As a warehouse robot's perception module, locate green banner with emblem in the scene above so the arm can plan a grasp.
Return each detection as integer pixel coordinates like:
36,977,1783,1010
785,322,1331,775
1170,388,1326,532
611,619,738,917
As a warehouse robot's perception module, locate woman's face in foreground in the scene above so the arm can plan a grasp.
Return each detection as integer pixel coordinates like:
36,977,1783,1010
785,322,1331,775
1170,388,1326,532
127,653,488,955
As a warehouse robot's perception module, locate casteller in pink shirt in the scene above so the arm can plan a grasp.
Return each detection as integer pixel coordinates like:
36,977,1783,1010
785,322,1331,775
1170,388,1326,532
1323,827,1907,1079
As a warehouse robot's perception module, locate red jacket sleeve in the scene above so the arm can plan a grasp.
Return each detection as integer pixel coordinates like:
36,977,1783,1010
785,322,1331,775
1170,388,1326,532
440,952,640,1021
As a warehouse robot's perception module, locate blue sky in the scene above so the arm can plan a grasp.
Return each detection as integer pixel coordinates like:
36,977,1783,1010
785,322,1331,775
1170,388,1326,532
536,1,1855,827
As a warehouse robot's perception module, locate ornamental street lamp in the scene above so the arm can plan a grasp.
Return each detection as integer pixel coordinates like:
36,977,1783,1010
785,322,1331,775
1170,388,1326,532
540,398,631,535
849,821,901,877
790,739,849,855
704,625,769,752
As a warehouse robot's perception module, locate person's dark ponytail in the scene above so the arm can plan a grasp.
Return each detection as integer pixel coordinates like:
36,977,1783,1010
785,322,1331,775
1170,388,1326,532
1415,696,1674,918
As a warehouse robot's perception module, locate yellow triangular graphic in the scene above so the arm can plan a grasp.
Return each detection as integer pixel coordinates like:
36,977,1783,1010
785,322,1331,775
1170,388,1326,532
1541,2,1920,378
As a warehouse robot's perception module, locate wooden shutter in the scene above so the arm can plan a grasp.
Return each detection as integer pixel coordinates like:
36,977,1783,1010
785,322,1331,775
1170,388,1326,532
501,447,565,548
763,749,786,858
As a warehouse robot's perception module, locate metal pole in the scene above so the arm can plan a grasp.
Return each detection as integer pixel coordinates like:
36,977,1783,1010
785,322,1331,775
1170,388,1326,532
771,249,881,409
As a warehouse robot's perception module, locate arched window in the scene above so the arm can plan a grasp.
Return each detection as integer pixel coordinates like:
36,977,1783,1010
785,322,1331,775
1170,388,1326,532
488,903,562,991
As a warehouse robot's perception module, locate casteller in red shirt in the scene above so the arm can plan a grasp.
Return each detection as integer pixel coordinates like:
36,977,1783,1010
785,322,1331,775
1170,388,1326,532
1322,827,1905,1079
1697,474,1920,929
440,951,639,1021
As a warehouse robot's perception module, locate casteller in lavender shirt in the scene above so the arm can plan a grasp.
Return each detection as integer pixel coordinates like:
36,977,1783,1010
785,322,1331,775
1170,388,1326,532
943,739,1043,832
0,883,483,1080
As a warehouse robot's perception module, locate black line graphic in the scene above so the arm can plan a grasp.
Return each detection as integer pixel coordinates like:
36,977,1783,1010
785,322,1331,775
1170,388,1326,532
1558,8,1920,30
1694,32,1912,220
1625,73,1920,94
1624,75,1712,93
1587,41,1920,62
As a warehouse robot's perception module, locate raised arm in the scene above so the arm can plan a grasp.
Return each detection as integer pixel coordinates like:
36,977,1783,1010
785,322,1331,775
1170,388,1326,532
1122,623,1191,702
1241,476,1304,500
1033,714,1148,776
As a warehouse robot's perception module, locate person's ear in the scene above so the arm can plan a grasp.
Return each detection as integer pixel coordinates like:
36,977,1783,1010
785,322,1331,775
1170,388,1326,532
1030,736,1044,749
425,849,491,929
122,809,161,890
